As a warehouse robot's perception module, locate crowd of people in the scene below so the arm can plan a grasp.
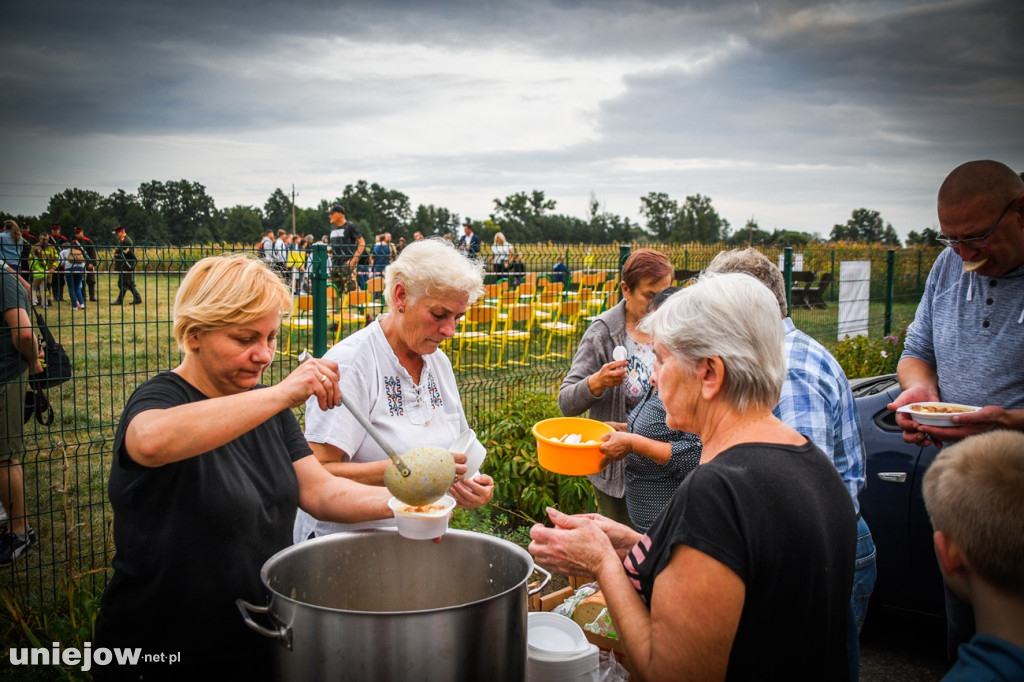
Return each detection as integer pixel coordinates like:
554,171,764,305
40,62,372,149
0,221,126,309
2,158,1022,679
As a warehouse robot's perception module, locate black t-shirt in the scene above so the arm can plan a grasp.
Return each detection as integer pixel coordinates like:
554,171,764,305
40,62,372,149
329,222,362,259
95,372,311,678
625,441,855,680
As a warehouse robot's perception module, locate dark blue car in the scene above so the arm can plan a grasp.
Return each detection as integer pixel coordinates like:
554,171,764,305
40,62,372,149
853,374,945,618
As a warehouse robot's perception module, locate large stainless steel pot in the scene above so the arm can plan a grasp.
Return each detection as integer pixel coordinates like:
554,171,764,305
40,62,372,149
238,529,550,681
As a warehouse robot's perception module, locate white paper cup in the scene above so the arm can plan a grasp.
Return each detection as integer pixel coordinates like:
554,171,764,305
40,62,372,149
450,429,487,479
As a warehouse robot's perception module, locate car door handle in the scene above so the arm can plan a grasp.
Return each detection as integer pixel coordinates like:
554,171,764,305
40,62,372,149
877,472,908,483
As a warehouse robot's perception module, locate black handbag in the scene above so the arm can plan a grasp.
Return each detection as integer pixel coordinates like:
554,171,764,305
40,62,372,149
29,311,72,388
23,388,54,426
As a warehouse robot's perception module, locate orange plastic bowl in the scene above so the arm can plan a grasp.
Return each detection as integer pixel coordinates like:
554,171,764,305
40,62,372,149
532,417,614,476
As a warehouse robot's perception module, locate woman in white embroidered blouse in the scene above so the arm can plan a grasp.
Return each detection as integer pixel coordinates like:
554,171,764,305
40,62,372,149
294,238,495,541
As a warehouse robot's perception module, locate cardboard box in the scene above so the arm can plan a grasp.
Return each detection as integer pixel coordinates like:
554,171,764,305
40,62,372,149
528,577,633,677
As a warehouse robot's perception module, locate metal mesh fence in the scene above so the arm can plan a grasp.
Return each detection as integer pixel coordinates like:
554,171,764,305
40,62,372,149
0,241,941,615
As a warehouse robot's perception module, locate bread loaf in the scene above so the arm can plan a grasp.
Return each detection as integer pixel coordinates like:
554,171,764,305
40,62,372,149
572,590,608,628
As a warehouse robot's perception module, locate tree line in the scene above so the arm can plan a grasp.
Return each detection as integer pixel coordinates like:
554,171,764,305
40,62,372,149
1,178,942,248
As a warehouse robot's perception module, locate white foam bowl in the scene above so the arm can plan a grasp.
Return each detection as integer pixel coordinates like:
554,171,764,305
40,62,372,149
450,428,487,479
388,495,456,540
527,612,590,657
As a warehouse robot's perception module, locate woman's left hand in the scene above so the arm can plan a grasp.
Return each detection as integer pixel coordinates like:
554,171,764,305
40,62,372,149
450,473,494,509
599,431,633,465
529,508,617,578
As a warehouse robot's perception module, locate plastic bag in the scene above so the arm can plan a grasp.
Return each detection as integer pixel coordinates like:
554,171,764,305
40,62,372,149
598,650,630,681
583,606,618,640
552,581,600,618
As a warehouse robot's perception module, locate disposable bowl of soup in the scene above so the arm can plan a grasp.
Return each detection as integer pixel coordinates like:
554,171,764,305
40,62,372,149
388,495,457,540
532,417,613,476
897,402,981,427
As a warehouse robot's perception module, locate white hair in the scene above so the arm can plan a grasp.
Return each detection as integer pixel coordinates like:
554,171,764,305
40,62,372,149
638,272,786,412
383,237,485,308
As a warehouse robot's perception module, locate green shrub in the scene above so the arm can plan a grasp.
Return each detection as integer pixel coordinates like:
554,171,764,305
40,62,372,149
476,390,596,523
833,329,905,379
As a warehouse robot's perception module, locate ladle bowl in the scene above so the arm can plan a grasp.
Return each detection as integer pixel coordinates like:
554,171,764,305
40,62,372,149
384,445,456,506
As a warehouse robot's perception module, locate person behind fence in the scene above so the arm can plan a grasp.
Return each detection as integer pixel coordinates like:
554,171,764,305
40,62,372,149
92,254,392,681
705,246,875,681
557,248,673,526
597,285,702,534
65,241,87,310
73,226,99,302
1,220,23,270
111,225,142,306
327,204,364,295
293,237,494,541
530,273,856,680
28,245,48,307
1,262,41,566
921,430,1024,681
37,234,58,303
490,231,513,276
888,159,1024,661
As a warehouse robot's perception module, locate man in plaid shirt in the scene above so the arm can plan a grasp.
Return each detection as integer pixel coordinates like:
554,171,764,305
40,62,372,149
707,248,872,682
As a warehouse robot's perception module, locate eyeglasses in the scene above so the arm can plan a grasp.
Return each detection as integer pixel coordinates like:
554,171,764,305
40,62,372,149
936,198,1018,250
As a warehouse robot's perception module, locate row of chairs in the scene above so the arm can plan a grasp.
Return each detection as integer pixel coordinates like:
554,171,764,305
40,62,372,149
280,275,624,361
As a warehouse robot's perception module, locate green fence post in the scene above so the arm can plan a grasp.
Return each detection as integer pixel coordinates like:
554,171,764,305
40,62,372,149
311,243,328,357
783,247,793,314
884,249,895,337
830,249,837,303
618,244,631,273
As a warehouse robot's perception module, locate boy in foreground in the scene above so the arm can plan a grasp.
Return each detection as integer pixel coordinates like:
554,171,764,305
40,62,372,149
922,430,1024,680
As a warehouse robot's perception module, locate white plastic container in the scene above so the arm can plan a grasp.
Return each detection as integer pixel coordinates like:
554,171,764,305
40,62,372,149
388,495,456,540
527,612,600,681
450,428,487,479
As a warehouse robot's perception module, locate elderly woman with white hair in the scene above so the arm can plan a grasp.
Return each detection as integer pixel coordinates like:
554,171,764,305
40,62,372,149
294,238,495,541
529,273,856,680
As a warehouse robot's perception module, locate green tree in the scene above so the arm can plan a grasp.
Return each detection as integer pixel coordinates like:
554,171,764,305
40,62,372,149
339,180,411,237
137,180,218,244
263,188,293,234
639,192,678,241
100,189,151,245
491,190,557,243
42,188,106,236
906,226,940,246
410,204,461,240
830,208,901,246
222,205,264,245
678,194,730,243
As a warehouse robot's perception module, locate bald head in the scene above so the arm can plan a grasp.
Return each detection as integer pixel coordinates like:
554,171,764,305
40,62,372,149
939,160,1024,210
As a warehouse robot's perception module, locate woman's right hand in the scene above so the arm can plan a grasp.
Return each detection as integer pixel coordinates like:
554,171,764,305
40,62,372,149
588,359,627,396
279,357,341,411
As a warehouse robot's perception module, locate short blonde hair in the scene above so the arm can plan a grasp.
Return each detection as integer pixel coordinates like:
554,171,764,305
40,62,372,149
173,254,291,353
638,272,785,413
383,237,485,309
923,430,1024,597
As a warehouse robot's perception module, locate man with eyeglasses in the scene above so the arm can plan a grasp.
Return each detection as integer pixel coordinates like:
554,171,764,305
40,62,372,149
889,159,1024,663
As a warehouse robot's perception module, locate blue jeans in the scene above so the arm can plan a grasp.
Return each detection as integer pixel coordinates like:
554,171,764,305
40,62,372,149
848,515,877,681
66,266,85,307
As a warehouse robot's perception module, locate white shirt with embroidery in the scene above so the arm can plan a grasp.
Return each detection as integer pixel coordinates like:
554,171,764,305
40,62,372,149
293,318,468,540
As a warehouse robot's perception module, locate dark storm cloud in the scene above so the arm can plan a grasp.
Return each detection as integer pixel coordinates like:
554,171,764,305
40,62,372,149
1,0,1021,229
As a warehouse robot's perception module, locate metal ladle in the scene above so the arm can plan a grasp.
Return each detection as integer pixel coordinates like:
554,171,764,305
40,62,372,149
301,352,455,506
337,391,456,506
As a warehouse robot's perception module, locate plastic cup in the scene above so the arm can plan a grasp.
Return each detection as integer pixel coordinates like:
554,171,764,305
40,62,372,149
450,429,487,479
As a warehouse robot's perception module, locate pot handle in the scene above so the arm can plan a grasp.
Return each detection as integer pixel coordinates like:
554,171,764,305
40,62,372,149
527,565,552,596
236,599,293,650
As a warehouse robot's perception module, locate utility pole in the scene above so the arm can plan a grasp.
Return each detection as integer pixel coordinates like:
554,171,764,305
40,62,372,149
291,184,298,234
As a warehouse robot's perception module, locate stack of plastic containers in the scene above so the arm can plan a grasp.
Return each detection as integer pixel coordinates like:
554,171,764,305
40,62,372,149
526,612,601,681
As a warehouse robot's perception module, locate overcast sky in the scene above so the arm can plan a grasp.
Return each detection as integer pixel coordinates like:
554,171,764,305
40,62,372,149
2,0,1021,239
